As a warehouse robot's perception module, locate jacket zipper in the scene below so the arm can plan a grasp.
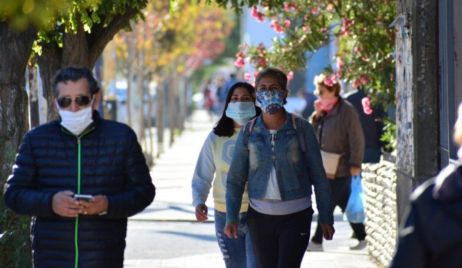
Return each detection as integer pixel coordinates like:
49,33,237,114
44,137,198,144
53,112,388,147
70,127,94,268
74,137,81,268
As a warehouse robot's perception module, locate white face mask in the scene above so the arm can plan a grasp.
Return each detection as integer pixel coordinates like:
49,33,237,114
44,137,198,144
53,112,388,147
225,102,256,126
57,103,94,136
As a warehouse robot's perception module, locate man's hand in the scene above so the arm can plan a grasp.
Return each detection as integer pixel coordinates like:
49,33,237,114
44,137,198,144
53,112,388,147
224,223,239,239
195,204,208,222
77,195,108,216
52,191,80,218
321,224,335,240
350,166,361,176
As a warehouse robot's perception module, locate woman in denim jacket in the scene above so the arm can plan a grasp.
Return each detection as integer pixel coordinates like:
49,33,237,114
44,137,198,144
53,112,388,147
192,82,260,268
224,68,335,268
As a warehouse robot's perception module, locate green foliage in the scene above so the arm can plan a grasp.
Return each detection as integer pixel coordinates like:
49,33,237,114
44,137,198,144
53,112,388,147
381,118,397,153
0,0,70,30
203,0,285,12
0,202,31,268
30,0,147,57
227,0,397,150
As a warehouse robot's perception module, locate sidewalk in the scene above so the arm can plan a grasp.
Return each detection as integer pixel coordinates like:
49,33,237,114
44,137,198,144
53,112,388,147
126,109,377,268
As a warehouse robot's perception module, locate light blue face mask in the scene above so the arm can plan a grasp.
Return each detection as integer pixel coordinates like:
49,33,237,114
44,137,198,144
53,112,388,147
256,89,285,114
225,102,256,126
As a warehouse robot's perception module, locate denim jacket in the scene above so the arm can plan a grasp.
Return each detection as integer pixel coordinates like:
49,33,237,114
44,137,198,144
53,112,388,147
225,112,333,225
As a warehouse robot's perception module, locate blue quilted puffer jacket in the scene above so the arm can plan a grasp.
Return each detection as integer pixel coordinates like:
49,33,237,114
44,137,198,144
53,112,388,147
4,111,155,268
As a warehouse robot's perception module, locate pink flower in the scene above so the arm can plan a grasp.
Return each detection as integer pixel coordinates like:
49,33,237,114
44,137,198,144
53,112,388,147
336,57,344,71
251,6,258,17
361,97,373,115
287,71,294,81
284,20,291,28
284,2,297,12
323,75,336,87
244,72,252,81
271,20,284,33
251,6,265,22
257,57,268,68
302,25,310,33
234,57,245,68
352,79,362,89
359,74,369,85
340,18,354,36
311,6,319,15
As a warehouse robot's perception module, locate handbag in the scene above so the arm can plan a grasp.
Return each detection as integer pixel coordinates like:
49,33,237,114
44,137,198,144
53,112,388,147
345,175,366,223
320,150,342,179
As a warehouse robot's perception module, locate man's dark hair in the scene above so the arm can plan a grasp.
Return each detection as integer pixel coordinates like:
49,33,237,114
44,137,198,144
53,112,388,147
213,82,261,137
52,67,100,96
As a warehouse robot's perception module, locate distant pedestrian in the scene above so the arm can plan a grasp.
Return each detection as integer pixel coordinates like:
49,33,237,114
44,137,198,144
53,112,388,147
192,82,260,268
3,67,155,267
301,90,318,120
203,79,215,119
344,87,384,163
217,73,238,113
390,102,462,268
307,72,366,251
225,68,334,268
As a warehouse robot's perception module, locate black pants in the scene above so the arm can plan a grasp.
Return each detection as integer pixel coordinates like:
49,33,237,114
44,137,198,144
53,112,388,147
311,176,366,243
247,206,313,268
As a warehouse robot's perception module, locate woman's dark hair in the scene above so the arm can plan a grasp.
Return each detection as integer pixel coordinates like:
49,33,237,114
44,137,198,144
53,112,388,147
255,67,288,104
213,82,261,137
52,66,100,97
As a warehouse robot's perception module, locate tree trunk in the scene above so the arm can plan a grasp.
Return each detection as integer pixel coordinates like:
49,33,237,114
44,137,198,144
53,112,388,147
27,65,40,128
38,46,62,121
0,22,36,268
178,76,186,132
38,9,140,121
156,78,165,157
126,35,136,126
0,22,35,215
168,75,177,146
146,75,154,166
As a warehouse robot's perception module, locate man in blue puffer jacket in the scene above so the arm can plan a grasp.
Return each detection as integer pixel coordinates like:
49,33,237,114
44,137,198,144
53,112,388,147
390,102,462,268
4,67,155,268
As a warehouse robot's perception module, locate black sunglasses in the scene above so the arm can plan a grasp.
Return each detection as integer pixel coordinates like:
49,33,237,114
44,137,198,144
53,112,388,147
57,95,92,108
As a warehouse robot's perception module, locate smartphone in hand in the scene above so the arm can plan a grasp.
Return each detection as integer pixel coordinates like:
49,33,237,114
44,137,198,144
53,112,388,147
74,194,93,202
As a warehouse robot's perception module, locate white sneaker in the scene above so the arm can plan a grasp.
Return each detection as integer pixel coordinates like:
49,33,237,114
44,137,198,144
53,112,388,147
350,240,367,250
307,241,324,252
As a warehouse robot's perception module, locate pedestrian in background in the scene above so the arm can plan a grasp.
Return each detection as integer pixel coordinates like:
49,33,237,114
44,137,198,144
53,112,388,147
225,67,334,268
390,102,462,267
217,73,238,114
192,82,260,268
203,79,215,119
4,67,155,267
301,90,318,120
307,72,366,251
344,87,384,163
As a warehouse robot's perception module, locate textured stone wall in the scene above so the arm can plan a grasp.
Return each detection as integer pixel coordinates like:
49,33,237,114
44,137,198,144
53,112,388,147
362,158,397,268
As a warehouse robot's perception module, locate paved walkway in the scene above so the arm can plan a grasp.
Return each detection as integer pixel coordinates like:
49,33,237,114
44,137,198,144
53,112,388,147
126,109,377,268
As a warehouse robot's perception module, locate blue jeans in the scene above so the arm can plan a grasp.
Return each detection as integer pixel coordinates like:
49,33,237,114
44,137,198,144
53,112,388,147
215,210,256,268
